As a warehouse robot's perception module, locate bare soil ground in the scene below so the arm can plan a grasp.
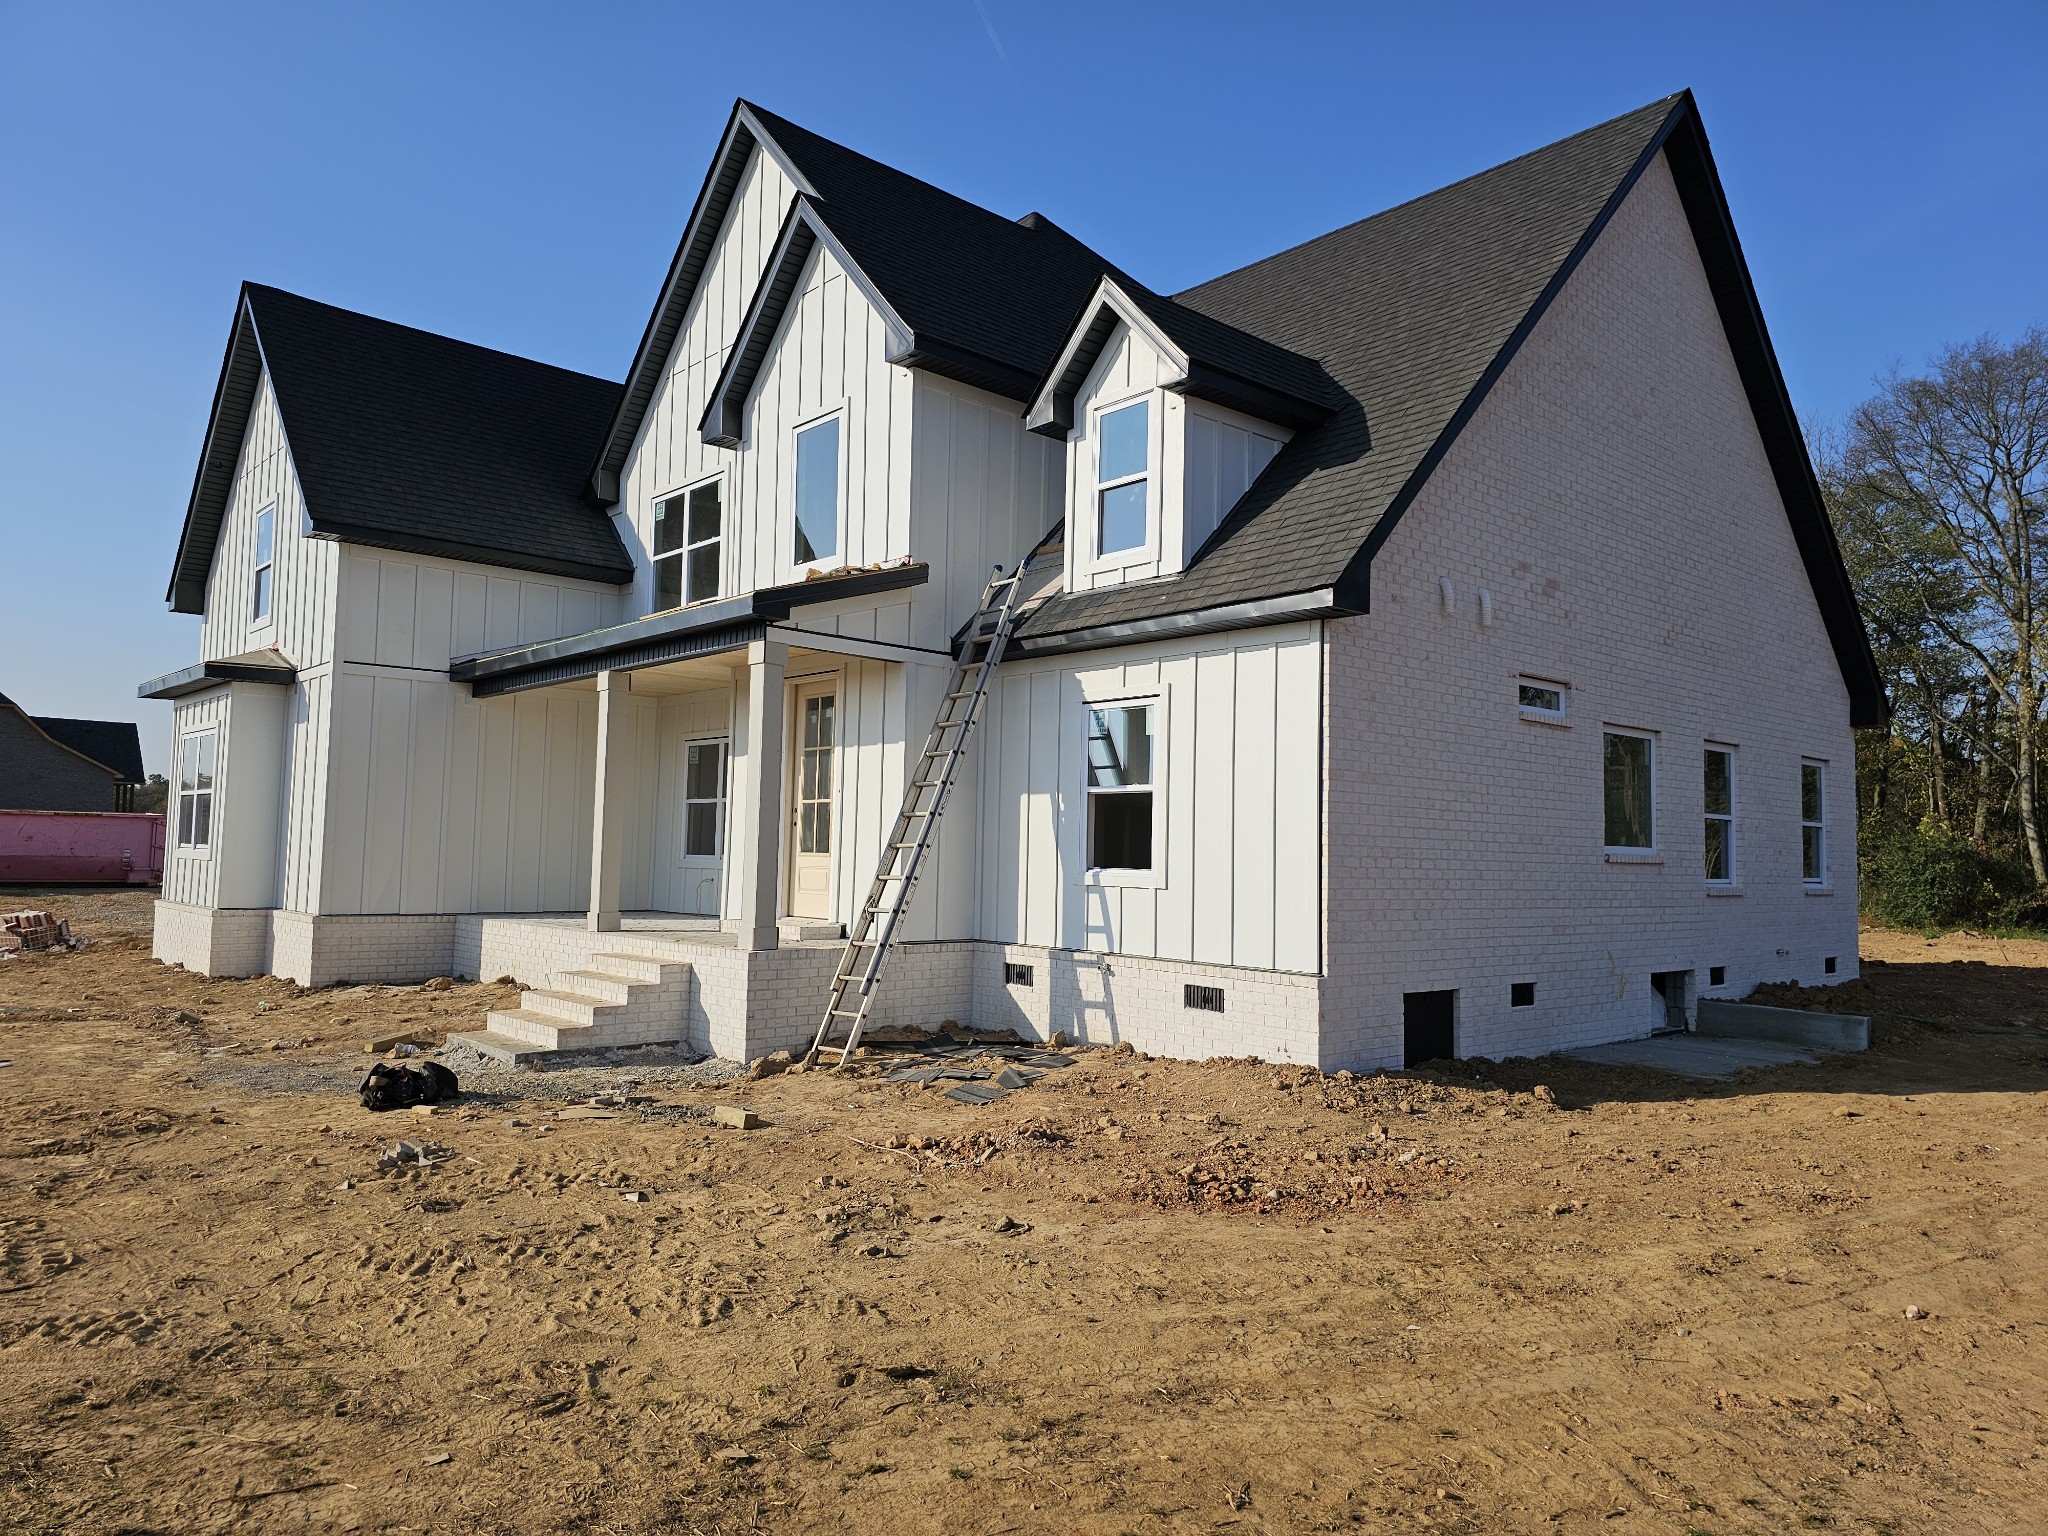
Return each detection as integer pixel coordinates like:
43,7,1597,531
3,893,2046,1534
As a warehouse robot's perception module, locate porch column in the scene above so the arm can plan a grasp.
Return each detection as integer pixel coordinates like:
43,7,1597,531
735,637,788,952
586,669,630,933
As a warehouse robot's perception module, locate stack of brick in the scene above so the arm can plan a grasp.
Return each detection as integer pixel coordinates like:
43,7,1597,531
1,910,72,952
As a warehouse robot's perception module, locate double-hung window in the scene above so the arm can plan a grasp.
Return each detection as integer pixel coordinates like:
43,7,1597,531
176,730,217,850
653,480,722,610
1095,400,1149,556
1085,701,1155,871
1704,747,1735,882
1801,761,1827,884
682,740,726,858
251,506,275,622
1602,730,1655,852
793,415,841,567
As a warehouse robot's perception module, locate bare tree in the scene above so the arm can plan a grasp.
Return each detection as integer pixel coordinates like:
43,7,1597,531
1830,330,2048,881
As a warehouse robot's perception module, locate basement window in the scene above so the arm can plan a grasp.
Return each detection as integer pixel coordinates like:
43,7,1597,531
1004,962,1034,987
1517,677,1567,724
1710,965,1727,987
1184,984,1224,1013
1824,956,1838,975
654,478,722,610
175,730,216,849
1510,981,1536,1008
1086,700,1156,872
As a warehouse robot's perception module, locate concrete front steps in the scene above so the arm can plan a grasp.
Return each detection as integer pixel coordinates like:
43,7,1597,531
448,941,693,1063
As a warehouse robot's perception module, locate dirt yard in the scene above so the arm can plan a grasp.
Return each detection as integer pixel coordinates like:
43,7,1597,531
3,893,2046,1534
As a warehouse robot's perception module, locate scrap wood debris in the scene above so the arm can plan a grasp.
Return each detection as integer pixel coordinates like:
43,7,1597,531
871,1039,1077,1104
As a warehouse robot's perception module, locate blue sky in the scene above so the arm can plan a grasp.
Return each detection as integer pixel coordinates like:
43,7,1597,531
2,1,2043,775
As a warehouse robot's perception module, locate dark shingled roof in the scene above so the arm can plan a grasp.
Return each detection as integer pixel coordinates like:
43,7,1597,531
742,103,1128,400
1006,91,1884,725
1017,95,1687,641
29,717,144,784
168,286,632,611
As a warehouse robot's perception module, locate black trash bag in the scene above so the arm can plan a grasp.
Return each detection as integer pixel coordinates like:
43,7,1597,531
358,1060,459,1112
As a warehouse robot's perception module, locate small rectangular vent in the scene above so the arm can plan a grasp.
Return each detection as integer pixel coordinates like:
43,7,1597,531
1709,965,1726,986
1183,984,1225,1013
1510,981,1535,1008
1003,962,1033,987
1823,955,1837,975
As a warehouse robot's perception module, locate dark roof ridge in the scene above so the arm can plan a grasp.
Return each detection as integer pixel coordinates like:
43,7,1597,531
1174,91,1689,304
243,283,620,390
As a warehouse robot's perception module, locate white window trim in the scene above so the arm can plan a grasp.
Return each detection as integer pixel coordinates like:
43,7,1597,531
1082,691,1166,889
652,472,726,612
250,503,276,627
789,403,849,579
1801,758,1829,887
1083,391,1157,574
175,728,217,856
1517,674,1569,727
679,735,728,863
1602,725,1659,861
1704,743,1737,887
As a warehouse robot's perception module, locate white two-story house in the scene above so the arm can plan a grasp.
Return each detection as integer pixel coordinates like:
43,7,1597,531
143,91,1884,1070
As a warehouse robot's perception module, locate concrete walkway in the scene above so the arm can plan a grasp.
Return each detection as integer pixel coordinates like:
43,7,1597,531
1561,1033,1823,1080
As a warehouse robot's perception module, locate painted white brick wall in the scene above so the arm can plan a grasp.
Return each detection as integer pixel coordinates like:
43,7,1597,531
1322,148,1861,1072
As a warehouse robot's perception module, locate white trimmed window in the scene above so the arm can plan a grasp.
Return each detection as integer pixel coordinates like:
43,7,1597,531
682,740,726,858
653,479,722,610
1704,746,1735,883
1095,399,1149,557
1801,760,1827,884
793,414,842,567
1602,729,1655,851
1518,676,1567,723
252,506,275,621
176,730,216,849
1085,700,1156,871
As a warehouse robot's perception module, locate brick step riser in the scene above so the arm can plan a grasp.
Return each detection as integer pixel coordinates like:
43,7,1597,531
485,1010,593,1050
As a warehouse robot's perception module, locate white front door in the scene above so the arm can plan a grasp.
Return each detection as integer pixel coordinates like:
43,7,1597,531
787,680,836,921
678,737,727,916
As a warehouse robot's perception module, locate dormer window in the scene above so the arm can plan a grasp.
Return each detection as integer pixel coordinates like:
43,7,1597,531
1096,400,1150,555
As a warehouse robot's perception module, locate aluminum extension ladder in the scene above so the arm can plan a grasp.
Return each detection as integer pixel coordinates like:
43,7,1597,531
804,560,1034,1068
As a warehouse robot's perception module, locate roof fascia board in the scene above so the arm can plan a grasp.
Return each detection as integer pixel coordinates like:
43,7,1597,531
452,562,930,686
304,521,633,587
1657,111,1889,728
1332,98,1688,593
1026,278,1189,437
698,199,914,449
1010,586,1355,659
138,655,298,701
166,290,265,613
588,102,819,502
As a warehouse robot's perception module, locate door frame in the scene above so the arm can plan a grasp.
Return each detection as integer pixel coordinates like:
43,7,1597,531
676,733,729,916
785,674,840,920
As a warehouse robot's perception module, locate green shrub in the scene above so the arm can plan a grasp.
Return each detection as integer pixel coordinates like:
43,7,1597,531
1859,820,2017,930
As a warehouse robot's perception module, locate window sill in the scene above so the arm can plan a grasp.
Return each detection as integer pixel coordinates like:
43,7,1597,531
1084,868,1163,891
1803,885,1834,896
1518,708,1569,728
1705,884,1743,897
1604,849,1663,865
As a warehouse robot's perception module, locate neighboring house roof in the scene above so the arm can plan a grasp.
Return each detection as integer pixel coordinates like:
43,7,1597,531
1006,92,1887,727
591,101,1132,495
28,717,145,783
166,285,633,612
0,693,123,783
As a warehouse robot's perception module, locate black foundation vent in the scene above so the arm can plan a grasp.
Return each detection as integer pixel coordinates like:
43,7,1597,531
1184,984,1225,1013
1004,962,1034,987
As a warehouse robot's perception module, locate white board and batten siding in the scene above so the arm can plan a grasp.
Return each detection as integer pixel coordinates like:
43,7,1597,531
320,550,626,916
975,623,1322,974
199,371,338,669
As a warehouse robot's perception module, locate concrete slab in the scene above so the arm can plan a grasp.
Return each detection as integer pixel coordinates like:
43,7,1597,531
1560,1034,1823,1080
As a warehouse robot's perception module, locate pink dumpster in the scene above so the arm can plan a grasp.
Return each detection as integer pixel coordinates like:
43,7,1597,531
0,810,165,885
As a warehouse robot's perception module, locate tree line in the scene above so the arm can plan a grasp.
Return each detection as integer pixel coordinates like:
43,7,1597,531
1822,328,2048,928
